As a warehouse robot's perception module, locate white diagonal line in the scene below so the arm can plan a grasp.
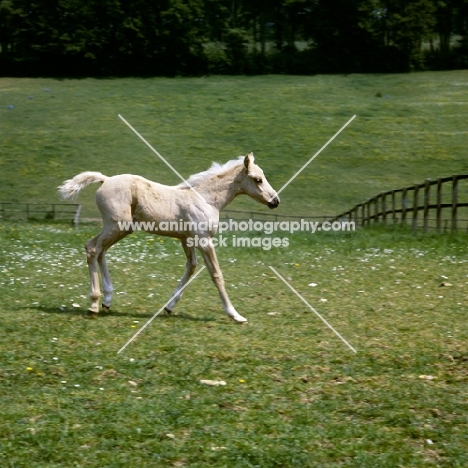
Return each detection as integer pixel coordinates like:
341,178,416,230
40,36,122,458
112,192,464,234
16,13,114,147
118,114,207,204
269,266,357,353
270,115,356,202
117,266,206,354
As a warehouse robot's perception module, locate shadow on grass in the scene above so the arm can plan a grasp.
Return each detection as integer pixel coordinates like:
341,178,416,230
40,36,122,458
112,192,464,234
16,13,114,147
29,305,216,322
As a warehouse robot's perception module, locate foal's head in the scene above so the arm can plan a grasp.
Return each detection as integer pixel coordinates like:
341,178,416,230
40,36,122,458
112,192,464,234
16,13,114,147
240,153,280,209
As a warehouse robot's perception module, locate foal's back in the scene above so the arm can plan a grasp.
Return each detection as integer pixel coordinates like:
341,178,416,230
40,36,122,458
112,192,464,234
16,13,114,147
96,174,191,223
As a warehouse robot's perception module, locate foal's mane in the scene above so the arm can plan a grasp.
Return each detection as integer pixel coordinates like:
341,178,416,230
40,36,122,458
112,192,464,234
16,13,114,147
179,156,244,188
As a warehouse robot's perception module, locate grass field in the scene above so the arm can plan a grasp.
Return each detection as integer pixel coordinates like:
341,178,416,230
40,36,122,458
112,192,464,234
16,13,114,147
1,72,468,466
1,72,468,219
0,221,467,467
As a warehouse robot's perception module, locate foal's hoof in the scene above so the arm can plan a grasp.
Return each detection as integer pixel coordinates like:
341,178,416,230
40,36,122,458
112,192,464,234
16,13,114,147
102,304,111,313
164,307,172,316
88,311,99,319
232,315,248,324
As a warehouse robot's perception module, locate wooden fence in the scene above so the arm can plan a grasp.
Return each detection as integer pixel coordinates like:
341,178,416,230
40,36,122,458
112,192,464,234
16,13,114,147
332,174,468,233
0,202,82,225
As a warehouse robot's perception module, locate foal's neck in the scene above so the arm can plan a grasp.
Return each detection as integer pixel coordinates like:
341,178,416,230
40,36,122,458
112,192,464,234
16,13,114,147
197,166,243,211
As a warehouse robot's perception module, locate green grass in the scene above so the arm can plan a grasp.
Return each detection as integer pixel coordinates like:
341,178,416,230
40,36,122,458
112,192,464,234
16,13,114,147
1,222,467,467
1,72,468,219
1,72,468,466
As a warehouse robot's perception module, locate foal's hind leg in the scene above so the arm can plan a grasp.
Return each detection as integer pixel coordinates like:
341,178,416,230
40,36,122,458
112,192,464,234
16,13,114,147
85,233,103,316
164,239,197,315
85,226,128,317
98,228,130,311
99,250,114,312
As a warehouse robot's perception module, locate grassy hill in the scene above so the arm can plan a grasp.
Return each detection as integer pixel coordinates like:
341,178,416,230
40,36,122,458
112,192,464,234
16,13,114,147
1,72,468,219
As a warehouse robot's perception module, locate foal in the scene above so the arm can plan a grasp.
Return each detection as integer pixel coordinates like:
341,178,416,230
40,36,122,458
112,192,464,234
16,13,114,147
59,153,280,323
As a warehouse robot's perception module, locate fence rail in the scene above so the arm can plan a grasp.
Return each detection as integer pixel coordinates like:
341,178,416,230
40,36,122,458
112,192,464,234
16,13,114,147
0,202,82,225
332,174,468,232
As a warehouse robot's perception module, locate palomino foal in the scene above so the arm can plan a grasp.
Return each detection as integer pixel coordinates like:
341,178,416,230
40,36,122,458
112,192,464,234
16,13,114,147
59,153,280,323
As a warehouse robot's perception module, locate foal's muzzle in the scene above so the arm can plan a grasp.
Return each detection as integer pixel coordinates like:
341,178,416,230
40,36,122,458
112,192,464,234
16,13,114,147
268,196,280,209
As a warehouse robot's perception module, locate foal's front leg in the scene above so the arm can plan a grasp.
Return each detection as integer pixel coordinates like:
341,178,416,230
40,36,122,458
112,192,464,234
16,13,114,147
86,226,127,317
198,240,247,323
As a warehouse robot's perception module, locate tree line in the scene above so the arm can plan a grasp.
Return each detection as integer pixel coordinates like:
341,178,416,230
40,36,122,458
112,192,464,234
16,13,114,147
1,0,467,76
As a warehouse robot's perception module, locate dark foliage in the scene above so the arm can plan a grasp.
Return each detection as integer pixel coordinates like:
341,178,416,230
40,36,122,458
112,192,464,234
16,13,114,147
0,0,467,76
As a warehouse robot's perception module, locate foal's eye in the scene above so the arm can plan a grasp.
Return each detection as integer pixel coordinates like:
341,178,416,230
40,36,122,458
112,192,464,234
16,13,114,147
254,177,262,184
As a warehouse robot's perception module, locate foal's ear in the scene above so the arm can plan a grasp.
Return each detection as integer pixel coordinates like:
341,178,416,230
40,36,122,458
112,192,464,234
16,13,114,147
244,152,255,169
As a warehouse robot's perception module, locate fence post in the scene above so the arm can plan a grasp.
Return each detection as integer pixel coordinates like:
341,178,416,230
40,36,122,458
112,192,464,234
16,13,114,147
412,185,419,233
423,179,431,233
26,204,30,220
452,175,458,232
436,178,442,233
373,196,378,223
366,199,371,226
382,192,387,225
73,205,82,227
402,188,408,224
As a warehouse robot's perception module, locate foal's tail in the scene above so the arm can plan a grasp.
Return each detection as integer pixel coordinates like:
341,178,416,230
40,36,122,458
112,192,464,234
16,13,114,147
58,172,108,201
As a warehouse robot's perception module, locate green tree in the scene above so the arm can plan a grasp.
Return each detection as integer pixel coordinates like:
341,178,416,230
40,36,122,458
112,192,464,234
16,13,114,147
383,0,437,69
307,0,439,72
307,0,389,72
0,0,15,56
